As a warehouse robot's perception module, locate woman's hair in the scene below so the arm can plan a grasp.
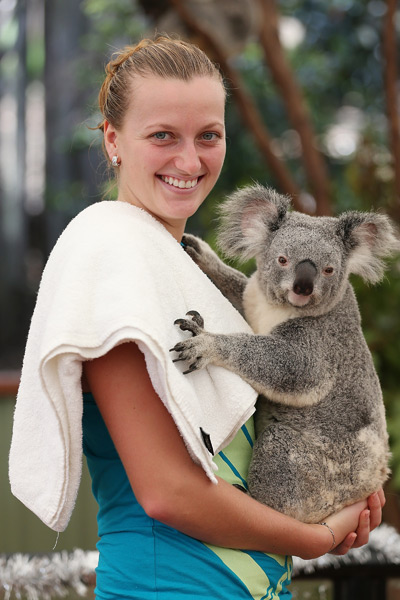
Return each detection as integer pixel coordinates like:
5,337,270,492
97,35,225,134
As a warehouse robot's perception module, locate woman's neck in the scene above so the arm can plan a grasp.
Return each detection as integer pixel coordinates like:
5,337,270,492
117,196,186,242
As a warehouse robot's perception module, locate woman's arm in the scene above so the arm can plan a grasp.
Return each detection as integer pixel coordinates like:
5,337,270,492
83,342,382,560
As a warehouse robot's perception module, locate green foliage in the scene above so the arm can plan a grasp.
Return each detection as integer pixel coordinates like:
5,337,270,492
82,0,145,48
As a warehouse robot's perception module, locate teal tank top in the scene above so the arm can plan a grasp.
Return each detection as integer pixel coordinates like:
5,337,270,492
82,393,292,599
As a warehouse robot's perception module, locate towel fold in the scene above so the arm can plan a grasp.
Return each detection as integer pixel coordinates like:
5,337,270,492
9,201,257,532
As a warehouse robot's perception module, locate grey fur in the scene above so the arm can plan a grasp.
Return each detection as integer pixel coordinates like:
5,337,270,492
174,184,400,523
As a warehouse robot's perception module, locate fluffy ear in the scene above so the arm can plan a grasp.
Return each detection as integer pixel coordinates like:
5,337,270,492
337,211,400,283
217,184,291,260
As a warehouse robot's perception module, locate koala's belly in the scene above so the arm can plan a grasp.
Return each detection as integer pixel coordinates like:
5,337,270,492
248,419,389,523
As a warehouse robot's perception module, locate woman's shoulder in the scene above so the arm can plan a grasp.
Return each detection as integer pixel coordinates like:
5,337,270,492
51,201,156,257
67,200,143,232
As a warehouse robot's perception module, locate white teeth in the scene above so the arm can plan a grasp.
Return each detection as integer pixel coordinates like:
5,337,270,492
161,175,198,189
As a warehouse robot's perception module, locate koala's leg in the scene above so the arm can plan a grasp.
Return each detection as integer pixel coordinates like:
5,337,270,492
248,423,339,523
172,312,325,405
182,234,248,314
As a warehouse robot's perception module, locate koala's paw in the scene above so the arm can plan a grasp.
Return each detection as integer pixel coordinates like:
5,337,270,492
181,234,203,260
174,309,205,334
170,311,213,374
181,234,217,270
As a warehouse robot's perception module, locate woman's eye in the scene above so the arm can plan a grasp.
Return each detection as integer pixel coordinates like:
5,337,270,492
201,132,219,141
278,256,288,266
152,132,170,141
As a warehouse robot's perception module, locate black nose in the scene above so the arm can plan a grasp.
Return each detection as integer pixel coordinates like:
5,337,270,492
293,260,317,296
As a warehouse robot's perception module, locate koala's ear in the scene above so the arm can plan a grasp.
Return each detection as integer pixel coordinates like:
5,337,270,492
337,211,400,283
217,184,291,260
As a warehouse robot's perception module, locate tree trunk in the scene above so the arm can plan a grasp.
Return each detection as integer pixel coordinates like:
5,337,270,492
258,0,332,216
44,0,101,254
383,0,400,221
0,0,29,368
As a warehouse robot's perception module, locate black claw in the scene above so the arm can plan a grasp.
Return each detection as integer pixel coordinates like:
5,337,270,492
182,235,199,251
170,342,186,352
179,323,196,334
183,363,198,374
186,310,204,328
174,318,186,326
174,318,194,331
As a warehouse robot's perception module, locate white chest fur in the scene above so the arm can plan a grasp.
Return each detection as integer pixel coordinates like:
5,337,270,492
242,274,297,334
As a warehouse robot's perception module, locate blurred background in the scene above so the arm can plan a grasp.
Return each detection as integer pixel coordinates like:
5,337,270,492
0,0,400,593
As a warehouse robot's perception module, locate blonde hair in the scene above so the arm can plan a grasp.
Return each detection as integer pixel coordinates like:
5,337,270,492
97,35,225,134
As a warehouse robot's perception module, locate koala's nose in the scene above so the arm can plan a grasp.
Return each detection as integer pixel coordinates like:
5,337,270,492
293,260,317,296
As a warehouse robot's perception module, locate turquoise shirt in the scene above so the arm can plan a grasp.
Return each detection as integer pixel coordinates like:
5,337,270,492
82,393,292,599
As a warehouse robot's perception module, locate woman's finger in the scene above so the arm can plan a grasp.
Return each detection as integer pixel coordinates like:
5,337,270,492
368,491,384,531
330,532,357,556
351,509,370,549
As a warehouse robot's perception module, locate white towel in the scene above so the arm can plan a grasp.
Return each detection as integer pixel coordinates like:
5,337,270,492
9,200,257,532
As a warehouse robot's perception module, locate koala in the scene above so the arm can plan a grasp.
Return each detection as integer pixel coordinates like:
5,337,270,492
172,184,399,523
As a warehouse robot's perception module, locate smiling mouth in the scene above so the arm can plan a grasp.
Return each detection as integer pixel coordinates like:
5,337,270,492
159,175,201,189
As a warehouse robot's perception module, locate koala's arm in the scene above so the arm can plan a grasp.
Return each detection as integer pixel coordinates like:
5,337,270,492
172,313,329,407
182,234,248,314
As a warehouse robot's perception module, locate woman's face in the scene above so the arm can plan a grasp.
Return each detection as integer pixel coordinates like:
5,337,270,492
104,74,226,239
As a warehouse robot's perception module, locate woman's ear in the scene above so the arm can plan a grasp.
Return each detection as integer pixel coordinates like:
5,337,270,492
103,121,118,161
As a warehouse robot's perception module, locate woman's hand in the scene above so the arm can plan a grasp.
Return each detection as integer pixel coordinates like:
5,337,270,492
326,489,385,556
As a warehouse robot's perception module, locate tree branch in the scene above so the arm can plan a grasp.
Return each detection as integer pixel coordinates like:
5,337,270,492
383,0,400,220
257,0,332,215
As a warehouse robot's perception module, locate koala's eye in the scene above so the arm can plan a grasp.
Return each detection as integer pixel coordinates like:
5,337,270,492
323,266,334,276
278,256,288,266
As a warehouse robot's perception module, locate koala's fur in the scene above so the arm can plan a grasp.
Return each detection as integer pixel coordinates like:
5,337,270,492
172,184,399,523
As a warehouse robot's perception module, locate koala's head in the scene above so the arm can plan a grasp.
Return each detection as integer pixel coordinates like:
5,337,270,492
218,184,400,314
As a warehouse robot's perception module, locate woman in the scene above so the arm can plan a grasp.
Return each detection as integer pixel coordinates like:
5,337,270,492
11,36,384,599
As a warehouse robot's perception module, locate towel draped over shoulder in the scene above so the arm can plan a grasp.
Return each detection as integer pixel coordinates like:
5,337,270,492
9,201,257,532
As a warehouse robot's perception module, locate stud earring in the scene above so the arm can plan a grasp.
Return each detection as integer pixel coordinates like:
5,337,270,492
111,155,120,167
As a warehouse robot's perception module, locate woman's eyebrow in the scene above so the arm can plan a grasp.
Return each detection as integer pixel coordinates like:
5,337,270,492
142,121,225,132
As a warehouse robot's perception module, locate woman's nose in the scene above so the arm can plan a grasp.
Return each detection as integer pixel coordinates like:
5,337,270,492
173,142,202,174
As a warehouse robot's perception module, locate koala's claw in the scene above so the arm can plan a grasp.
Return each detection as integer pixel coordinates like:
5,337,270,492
171,310,211,374
183,361,202,375
181,234,201,262
170,339,204,372
174,318,191,330
170,341,185,353
186,310,205,328
181,234,201,252
174,311,205,336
